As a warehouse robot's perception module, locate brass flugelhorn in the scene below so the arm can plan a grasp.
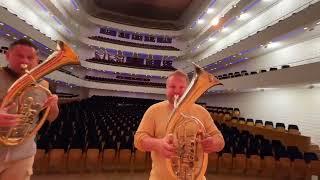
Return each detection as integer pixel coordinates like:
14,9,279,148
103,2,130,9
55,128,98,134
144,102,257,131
0,41,79,146
166,63,222,180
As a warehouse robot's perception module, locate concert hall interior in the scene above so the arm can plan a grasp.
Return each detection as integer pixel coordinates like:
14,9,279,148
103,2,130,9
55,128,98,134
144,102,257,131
0,0,320,180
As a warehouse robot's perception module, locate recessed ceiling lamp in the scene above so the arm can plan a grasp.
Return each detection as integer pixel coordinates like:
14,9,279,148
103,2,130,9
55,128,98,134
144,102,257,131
221,27,229,32
208,37,215,42
268,42,280,48
207,8,214,14
0,22,4,26
317,21,320,25
211,18,219,26
239,13,250,20
197,19,205,24
304,27,308,30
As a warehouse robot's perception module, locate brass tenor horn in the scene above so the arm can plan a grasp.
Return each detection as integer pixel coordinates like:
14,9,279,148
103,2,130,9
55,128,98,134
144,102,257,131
0,41,79,146
165,63,222,180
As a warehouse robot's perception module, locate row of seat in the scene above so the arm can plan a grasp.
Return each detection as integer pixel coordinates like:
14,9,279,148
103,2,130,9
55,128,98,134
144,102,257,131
33,148,320,179
208,152,320,179
85,75,166,88
89,36,180,51
210,107,302,135
86,58,175,71
100,28,173,44
33,148,151,174
216,65,290,80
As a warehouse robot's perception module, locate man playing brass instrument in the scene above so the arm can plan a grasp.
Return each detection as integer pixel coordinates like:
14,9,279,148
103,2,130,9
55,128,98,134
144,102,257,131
0,39,59,180
134,70,225,180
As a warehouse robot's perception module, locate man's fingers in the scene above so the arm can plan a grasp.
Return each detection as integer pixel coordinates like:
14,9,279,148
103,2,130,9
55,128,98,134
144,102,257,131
0,113,22,119
2,102,17,112
164,143,176,152
0,120,17,125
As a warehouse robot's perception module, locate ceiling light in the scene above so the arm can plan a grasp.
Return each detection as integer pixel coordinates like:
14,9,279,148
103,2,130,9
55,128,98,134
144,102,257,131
23,35,27,38
207,8,214,14
304,27,308,30
268,42,280,48
197,45,200,49
197,19,205,24
0,22,4,26
208,37,215,42
13,37,17,40
221,27,229,32
317,21,320,25
239,13,250,20
211,18,219,26
6,34,10,36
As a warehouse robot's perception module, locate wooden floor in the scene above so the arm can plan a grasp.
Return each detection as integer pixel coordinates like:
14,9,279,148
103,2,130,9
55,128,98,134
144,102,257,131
32,172,273,180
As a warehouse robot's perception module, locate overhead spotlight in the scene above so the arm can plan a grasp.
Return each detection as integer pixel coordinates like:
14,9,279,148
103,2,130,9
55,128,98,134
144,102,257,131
221,27,229,32
304,27,308,30
23,35,27,38
239,13,250,20
13,37,17,40
268,42,280,48
6,34,10,36
197,45,200,49
208,37,215,42
211,18,219,26
207,8,214,14
317,21,320,25
0,22,4,26
197,19,205,24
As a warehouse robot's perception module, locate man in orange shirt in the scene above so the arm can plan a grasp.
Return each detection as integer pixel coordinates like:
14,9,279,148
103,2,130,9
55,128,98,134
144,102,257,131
134,70,225,180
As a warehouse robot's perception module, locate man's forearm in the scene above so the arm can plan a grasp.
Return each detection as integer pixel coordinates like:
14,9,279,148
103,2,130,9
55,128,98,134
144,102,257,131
47,103,59,122
211,134,225,152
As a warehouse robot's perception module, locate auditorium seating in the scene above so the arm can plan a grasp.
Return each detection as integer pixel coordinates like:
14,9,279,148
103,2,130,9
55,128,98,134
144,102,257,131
85,75,166,88
216,64,291,80
89,36,180,51
33,97,319,178
86,58,175,71
99,27,173,44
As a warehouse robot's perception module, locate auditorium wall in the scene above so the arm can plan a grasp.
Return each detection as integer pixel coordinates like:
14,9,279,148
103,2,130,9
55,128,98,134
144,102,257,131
215,35,320,75
201,87,320,145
